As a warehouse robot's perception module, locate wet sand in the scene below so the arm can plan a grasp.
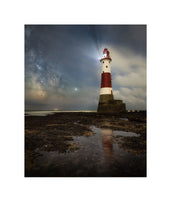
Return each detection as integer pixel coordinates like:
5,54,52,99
25,112,146,177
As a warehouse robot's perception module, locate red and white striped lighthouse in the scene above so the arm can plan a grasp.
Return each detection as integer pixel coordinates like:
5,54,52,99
97,48,126,113
100,48,113,96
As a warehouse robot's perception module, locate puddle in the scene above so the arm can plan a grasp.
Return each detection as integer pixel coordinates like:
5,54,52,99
114,130,140,137
119,118,128,121
33,126,145,177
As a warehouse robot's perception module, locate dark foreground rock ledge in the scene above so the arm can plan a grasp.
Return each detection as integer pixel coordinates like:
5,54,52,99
25,111,146,177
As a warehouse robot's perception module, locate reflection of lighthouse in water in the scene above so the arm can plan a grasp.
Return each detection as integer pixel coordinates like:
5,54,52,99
101,128,115,164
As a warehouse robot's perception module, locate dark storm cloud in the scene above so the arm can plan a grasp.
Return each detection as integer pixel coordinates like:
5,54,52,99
98,25,146,56
25,25,146,110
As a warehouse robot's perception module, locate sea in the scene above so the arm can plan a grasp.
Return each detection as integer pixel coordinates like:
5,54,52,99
25,110,96,116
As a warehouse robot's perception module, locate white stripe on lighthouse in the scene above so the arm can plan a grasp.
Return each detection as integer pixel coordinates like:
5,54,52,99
101,59,111,73
100,87,113,95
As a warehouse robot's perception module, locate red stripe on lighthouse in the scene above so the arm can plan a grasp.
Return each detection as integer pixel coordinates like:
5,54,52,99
101,72,112,88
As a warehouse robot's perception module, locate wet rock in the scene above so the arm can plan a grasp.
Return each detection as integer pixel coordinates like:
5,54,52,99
25,111,146,177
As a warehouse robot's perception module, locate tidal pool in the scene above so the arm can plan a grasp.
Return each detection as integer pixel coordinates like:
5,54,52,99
34,126,146,177
119,118,129,121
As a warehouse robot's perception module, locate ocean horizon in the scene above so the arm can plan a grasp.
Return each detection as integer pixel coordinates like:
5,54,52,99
25,110,97,116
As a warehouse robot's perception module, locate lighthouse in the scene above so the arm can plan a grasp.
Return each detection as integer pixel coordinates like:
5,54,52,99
97,48,126,113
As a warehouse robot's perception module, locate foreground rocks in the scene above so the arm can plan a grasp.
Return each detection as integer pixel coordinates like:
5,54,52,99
25,111,146,177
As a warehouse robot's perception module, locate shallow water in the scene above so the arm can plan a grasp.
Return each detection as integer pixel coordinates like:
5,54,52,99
119,118,128,121
113,130,140,137
25,111,57,116
33,126,145,177
25,110,96,116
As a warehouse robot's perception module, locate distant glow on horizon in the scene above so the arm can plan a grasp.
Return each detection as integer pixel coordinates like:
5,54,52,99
74,87,78,91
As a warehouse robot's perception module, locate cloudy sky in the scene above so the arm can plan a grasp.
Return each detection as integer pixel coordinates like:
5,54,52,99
25,25,146,111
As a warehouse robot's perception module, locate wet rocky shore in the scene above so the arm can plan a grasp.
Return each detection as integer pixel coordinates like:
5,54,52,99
25,111,146,177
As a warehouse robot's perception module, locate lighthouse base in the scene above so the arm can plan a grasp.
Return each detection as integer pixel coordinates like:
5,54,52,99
97,94,126,113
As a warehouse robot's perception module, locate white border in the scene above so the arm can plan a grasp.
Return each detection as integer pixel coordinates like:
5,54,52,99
1,0,171,220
